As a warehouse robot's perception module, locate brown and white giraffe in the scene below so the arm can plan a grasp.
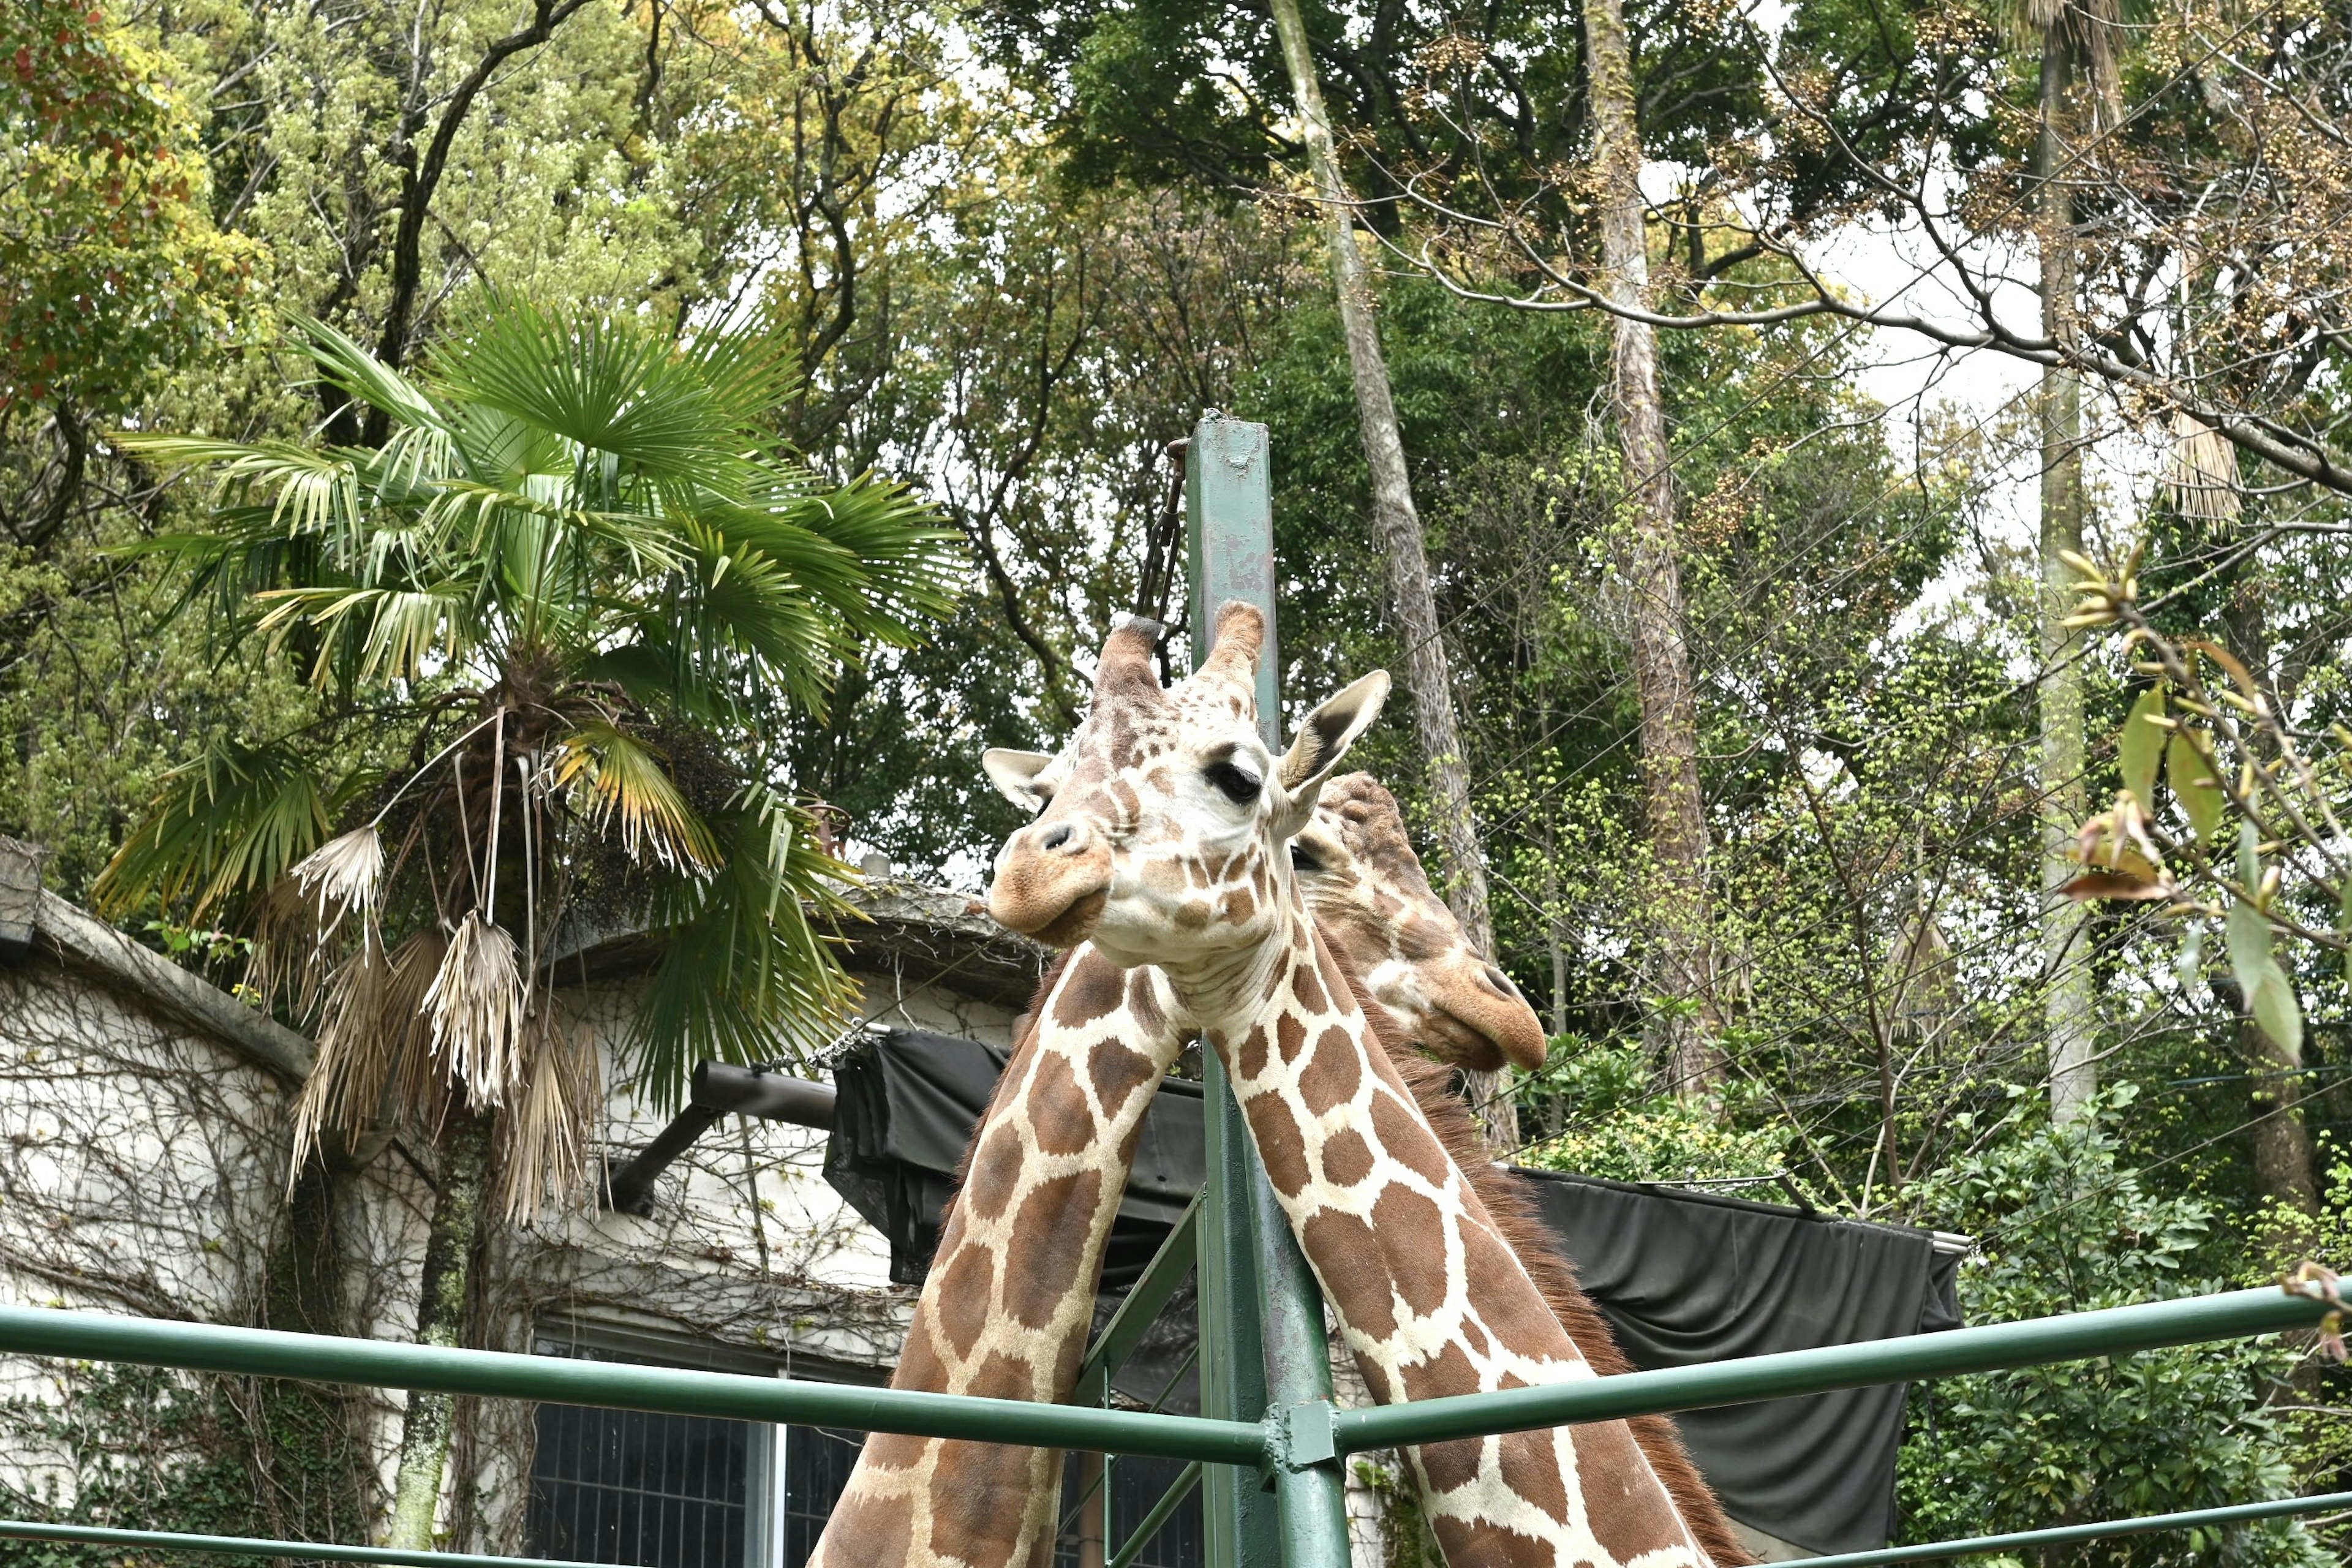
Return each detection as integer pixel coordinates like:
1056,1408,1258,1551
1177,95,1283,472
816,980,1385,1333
981,605,1722,1567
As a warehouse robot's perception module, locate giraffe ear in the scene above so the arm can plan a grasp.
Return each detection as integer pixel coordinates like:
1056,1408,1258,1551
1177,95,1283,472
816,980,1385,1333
1278,671,1391,802
981,748,1056,812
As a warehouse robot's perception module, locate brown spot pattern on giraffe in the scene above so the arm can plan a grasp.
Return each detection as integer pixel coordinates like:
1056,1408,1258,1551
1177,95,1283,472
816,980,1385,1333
1432,1517,1556,1568
1088,1040,1158,1115
932,1239,998,1359
1370,1091,1456,1189
962,1125,1025,1222
1025,1052,1095,1157
1006,1169,1103,1330
1575,1422,1697,1562
1498,1428,1572,1523
1298,1031,1359,1114
1052,957,1128,1029
1369,1183,1452,1318
1245,1095,1311,1199
1299,1208,1393,1340
1318,1125,1374,1187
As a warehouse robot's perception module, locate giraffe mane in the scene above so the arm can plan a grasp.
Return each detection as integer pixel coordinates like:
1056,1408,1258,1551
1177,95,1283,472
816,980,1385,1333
1322,939,1757,1567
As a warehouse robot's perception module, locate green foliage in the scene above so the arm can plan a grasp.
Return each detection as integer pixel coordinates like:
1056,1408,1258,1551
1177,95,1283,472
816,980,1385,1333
94,304,957,1204
0,0,254,417
1515,1038,1792,1185
0,1366,273,1568
1895,1091,2329,1566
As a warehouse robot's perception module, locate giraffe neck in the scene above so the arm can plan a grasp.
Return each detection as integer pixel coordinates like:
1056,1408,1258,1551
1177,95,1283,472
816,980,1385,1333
1178,895,1714,1568
809,949,1182,1568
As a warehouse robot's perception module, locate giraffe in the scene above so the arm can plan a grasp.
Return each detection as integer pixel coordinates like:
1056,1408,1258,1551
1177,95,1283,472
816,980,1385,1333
801,815,1556,1568
809,701,1747,1568
982,604,1721,1567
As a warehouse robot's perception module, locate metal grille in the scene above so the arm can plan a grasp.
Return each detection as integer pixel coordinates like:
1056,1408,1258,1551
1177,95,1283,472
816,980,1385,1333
527,1341,756,1568
776,1426,865,1568
1054,1453,1204,1568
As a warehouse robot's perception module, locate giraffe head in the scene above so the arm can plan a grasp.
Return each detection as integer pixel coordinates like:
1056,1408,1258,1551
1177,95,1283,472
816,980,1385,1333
1294,774,1550,1074
982,603,1387,973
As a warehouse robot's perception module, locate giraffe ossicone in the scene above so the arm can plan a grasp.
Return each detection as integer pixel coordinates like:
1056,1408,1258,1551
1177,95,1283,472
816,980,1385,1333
983,603,1721,1568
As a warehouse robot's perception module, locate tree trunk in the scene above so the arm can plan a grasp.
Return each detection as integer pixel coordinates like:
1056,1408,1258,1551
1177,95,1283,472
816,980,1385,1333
385,1108,492,1550
2038,36,2099,1124
1264,0,1515,1145
1583,0,1721,1101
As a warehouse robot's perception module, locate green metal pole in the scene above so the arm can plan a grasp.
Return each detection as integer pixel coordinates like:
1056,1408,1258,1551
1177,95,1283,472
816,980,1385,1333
1768,1488,2352,1568
0,1305,1264,1468
1333,1279,2341,1453
1186,412,1352,1568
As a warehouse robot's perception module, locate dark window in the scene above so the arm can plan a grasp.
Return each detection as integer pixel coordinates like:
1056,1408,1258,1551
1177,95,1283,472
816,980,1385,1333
527,1339,763,1568
775,1426,865,1568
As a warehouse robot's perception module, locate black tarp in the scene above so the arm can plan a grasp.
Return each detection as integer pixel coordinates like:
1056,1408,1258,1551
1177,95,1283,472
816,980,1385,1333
1519,1171,1961,1555
823,1029,1960,1555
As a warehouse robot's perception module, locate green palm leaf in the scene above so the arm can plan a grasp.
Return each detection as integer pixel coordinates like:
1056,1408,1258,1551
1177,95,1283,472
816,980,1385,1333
96,738,341,920
628,785,859,1108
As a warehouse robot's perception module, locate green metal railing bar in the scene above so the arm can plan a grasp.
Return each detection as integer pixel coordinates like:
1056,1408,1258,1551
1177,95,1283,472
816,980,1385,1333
0,1305,1264,1468
1769,1488,2352,1568
1334,1280,2339,1453
0,1520,629,1568
1074,1190,1200,1406
1107,1462,1205,1568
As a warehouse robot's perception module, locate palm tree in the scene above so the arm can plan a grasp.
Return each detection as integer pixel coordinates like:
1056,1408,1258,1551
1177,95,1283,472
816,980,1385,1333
96,305,956,1544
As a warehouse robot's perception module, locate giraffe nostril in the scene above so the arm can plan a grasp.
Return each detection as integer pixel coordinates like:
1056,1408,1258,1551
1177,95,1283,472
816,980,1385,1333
1483,964,1520,999
1039,821,1077,853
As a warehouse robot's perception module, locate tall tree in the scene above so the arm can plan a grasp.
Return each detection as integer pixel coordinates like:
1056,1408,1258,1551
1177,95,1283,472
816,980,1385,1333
2033,6,2097,1121
1582,0,1722,1099
1264,0,1512,1142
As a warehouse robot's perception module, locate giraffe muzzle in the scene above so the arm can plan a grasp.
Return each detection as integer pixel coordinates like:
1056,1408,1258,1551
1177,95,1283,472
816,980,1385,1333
1428,957,1551,1073
988,815,1114,948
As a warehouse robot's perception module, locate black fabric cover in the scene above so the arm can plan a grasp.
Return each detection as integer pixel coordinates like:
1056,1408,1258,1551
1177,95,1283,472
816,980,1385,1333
823,1025,1204,1288
823,1031,1959,1553
1518,1170,1961,1555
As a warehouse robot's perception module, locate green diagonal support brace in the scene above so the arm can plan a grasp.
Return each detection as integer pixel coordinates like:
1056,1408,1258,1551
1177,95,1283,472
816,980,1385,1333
1074,1190,1200,1407
1768,1488,2352,1568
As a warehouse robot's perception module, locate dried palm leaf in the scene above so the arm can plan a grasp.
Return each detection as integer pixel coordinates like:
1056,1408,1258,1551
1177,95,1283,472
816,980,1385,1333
388,926,452,1115
2167,411,2241,525
422,912,527,1107
288,825,385,941
290,927,397,1174
498,1002,603,1223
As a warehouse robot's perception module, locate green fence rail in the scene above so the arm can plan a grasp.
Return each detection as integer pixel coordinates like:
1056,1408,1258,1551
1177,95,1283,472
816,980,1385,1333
0,1278,2336,1471
1,1275,2342,1566
1768,1487,2352,1568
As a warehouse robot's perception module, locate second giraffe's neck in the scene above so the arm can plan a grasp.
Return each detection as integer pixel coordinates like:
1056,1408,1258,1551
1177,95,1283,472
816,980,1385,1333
808,951,1183,1568
1193,910,1714,1567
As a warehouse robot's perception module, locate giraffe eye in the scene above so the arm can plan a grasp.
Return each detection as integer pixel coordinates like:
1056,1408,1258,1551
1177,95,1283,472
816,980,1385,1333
1289,843,1324,873
1204,760,1262,804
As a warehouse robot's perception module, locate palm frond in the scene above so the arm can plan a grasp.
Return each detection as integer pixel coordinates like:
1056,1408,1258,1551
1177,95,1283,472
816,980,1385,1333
497,1002,601,1223
286,824,385,942
549,720,720,870
292,315,447,432
434,307,747,483
255,584,478,685
627,785,860,1110
114,435,366,541
292,925,400,1173
96,739,336,921
422,912,528,1107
